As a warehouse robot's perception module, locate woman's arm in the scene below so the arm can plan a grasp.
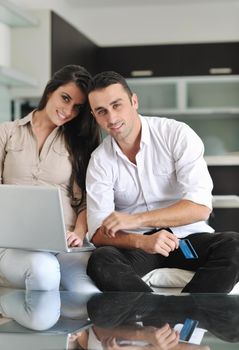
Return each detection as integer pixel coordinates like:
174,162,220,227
67,209,88,247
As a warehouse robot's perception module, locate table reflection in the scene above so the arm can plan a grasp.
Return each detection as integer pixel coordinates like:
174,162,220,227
0,290,239,350
83,293,239,350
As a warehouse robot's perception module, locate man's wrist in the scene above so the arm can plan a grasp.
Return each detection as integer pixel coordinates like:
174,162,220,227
134,234,145,250
136,211,153,228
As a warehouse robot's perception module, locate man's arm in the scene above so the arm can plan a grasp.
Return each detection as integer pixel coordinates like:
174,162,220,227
102,199,211,237
91,226,179,256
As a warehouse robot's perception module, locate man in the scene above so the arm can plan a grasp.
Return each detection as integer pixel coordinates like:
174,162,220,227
86,71,239,293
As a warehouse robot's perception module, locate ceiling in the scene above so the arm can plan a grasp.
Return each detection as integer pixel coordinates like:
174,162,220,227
10,0,239,46
67,0,239,6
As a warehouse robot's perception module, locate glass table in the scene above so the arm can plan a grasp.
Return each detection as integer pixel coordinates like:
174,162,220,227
0,288,238,349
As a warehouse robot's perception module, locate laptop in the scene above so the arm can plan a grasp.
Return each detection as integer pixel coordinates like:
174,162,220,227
0,185,95,253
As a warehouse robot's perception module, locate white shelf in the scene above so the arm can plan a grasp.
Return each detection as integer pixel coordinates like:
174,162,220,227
205,155,239,166
0,65,38,87
213,195,239,208
0,0,39,27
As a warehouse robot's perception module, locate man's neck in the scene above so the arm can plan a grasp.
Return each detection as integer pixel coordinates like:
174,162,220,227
118,131,141,165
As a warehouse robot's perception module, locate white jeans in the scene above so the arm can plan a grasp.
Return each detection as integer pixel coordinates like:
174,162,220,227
0,249,99,292
0,289,61,330
0,289,95,331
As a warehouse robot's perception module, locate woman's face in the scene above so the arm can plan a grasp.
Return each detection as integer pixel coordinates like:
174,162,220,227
45,82,86,126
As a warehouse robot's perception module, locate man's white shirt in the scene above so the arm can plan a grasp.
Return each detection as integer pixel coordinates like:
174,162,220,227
86,115,214,241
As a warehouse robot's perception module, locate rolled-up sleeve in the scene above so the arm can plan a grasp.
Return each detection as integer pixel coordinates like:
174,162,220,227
172,123,213,209
86,148,115,241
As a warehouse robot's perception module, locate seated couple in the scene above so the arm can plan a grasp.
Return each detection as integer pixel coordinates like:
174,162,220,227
0,66,239,293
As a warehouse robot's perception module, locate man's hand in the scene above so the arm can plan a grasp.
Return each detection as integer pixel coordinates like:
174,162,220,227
102,211,140,237
66,231,83,247
141,230,179,256
101,324,179,350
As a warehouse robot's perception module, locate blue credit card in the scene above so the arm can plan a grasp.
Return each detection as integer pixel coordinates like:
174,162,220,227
179,239,198,259
180,318,199,341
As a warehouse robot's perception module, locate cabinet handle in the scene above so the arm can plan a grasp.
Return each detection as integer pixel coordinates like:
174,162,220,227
209,67,232,75
130,70,153,77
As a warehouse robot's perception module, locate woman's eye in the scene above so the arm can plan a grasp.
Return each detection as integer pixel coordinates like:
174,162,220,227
62,95,70,102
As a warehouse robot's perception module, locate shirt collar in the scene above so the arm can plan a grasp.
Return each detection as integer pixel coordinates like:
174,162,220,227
18,111,34,126
139,115,150,146
18,110,60,135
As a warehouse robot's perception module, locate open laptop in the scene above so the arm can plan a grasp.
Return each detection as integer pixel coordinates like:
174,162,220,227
0,185,95,253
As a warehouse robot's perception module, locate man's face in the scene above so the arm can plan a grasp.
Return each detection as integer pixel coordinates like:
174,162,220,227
89,83,139,143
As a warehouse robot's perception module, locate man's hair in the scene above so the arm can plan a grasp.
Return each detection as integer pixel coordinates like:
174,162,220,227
88,71,133,99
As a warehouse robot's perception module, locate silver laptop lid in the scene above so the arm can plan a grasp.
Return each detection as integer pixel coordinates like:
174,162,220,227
0,185,69,252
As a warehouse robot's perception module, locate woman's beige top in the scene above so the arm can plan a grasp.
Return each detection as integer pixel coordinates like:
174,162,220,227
0,112,84,231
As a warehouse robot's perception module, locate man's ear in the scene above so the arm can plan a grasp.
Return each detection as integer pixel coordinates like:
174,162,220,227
131,93,139,110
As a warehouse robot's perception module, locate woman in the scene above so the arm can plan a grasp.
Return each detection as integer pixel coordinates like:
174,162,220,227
0,65,100,292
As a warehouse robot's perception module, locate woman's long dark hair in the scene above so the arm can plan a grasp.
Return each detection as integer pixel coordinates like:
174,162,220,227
37,65,100,206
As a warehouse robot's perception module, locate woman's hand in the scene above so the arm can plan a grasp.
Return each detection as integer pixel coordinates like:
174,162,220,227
66,231,84,247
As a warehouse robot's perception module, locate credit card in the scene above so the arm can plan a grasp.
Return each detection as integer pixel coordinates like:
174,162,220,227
179,239,198,259
180,318,199,341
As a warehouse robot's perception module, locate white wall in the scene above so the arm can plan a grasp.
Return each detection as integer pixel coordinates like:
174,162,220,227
0,22,11,66
11,10,51,98
9,1,239,46
0,23,11,121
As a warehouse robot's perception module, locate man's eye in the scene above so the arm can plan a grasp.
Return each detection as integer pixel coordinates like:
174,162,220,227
97,110,106,116
113,104,121,109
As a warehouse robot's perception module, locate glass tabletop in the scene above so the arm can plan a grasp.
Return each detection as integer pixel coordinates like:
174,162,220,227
0,288,238,349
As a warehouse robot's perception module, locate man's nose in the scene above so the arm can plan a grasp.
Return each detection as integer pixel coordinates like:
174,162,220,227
107,110,118,124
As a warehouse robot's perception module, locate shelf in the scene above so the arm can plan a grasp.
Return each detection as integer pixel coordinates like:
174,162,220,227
0,0,39,27
127,75,239,116
0,65,38,87
205,155,239,166
138,108,239,117
213,195,239,208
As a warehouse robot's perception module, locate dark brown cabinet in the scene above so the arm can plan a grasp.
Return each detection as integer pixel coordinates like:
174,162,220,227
208,166,239,232
209,208,239,232
51,12,98,75
97,45,183,77
208,166,239,195
97,42,239,78
182,42,239,76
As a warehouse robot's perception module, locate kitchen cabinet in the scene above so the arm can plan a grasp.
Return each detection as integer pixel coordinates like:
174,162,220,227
127,75,239,156
208,166,239,195
51,12,98,76
98,42,239,78
208,166,239,232
127,75,239,116
97,45,183,77
209,208,239,232
182,42,239,76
